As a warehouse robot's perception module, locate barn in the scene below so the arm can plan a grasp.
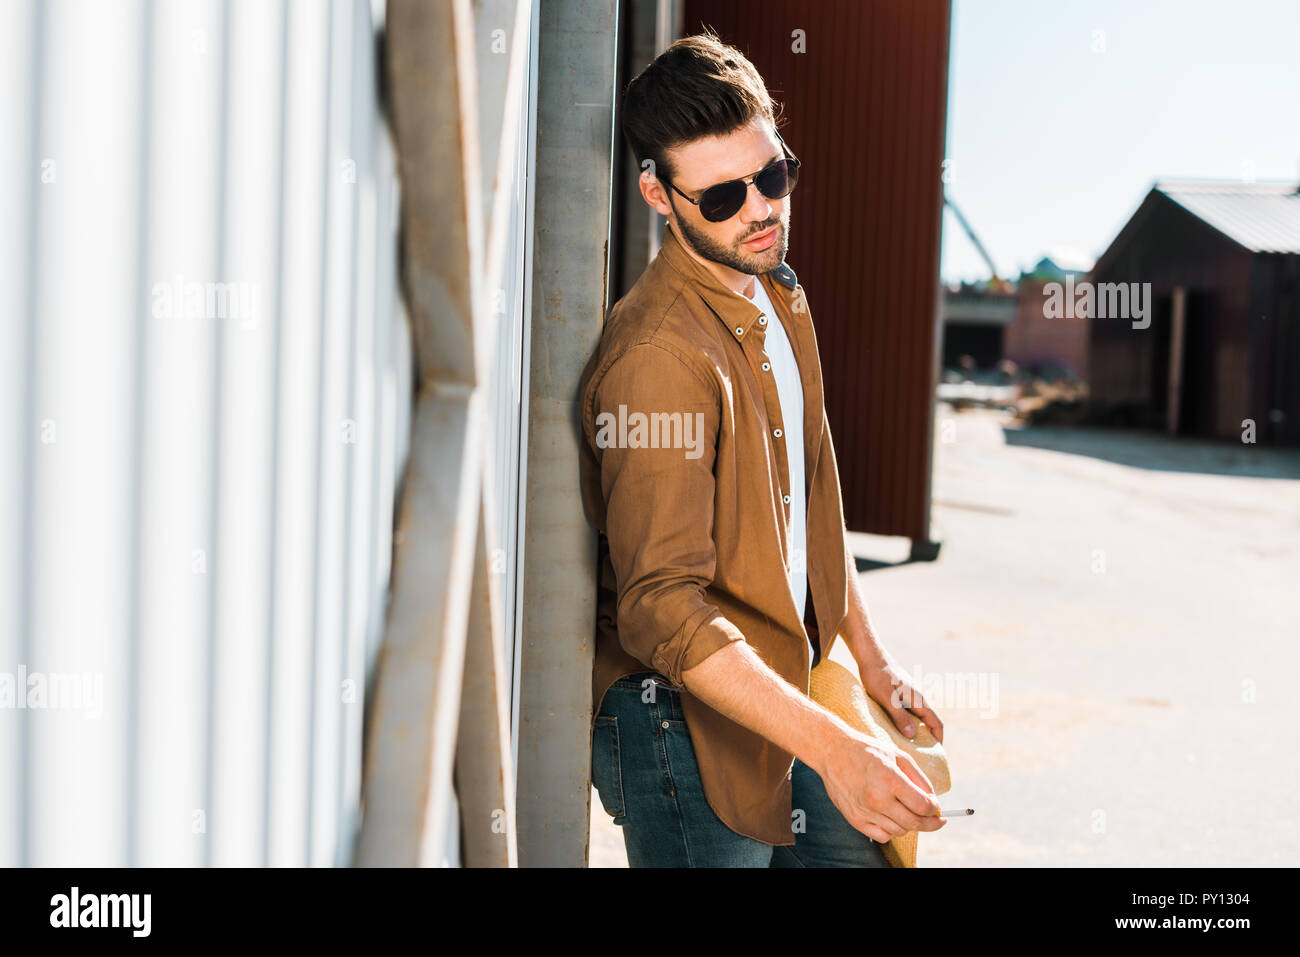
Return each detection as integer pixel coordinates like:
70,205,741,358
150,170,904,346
1088,180,1300,444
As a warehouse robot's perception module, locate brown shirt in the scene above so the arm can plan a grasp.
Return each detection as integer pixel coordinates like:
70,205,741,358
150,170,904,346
577,222,855,846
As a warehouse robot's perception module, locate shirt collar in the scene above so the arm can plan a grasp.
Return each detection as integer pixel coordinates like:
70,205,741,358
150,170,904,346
657,221,788,343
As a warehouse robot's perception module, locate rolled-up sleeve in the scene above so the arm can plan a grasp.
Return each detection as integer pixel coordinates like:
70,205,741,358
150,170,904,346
588,342,745,687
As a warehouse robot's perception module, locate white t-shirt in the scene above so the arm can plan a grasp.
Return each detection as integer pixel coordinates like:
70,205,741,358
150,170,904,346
746,277,811,658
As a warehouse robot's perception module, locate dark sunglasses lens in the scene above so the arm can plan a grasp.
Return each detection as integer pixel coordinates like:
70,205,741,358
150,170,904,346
699,160,800,221
756,159,797,200
699,182,747,222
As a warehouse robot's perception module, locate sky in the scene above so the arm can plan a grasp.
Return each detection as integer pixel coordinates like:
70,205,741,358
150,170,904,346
939,0,1300,283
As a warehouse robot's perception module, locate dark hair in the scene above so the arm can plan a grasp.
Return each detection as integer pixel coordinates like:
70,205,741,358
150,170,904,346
619,27,783,186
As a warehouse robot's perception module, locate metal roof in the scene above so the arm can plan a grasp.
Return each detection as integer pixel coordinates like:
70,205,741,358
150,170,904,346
1156,180,1300,254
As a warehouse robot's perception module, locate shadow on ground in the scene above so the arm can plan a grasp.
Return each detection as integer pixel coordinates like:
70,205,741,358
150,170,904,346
855,555,923,573
1001,423,1300,479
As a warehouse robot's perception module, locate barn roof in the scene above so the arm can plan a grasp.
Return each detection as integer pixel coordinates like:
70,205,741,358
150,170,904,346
1155,180,1300,254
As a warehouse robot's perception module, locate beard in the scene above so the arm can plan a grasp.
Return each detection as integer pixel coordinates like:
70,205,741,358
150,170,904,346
670,199,790,276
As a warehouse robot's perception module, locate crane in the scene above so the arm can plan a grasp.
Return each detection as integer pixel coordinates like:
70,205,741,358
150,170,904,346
944,195,1013,294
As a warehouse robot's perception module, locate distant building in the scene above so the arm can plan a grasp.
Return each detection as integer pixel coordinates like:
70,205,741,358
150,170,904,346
1088,181,1300,444
940,256,1094,383
1005,257,1092,383
940,284,1018,369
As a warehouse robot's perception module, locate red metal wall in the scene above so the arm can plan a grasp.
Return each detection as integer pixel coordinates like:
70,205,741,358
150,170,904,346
681,0,952,538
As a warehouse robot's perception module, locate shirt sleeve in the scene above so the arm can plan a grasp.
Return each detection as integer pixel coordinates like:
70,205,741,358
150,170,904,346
589,341,746,687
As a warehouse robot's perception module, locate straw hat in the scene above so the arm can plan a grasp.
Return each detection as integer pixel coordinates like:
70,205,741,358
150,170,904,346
808,657,951,868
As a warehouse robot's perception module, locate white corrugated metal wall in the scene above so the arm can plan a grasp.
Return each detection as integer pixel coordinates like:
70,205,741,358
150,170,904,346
475,0,537,791
0,0,414,866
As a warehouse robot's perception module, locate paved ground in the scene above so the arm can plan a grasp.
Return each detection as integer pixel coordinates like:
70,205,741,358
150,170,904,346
589,406,1300,866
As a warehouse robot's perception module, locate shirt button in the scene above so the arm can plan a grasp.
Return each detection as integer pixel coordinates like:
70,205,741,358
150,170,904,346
762,362,771,371
773,428,782,438
783,494,791,504
759,316,767,325
661,720,670,729
735,327,744,336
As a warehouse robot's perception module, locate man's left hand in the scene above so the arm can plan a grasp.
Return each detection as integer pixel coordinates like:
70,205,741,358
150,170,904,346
857,657,944,745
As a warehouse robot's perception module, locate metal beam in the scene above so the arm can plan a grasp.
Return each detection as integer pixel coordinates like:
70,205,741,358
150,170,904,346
357,0,517,866
516,0,618,867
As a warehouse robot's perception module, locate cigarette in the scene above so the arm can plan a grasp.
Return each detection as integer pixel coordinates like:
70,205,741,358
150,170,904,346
940,808,974,817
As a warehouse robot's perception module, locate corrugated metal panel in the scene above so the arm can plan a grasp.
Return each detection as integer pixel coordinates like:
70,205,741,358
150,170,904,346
0,0,411,866
680,0,951,539
0,0,37,870
474,0,535,763
1158,180,1300,255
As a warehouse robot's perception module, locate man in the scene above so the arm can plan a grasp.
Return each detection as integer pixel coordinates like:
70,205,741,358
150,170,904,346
578,30,947,867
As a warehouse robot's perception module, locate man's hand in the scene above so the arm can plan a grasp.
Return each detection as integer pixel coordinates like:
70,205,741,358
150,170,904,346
680,640,947,844
859,658,945,745
813,724,946,843
840,544,945,744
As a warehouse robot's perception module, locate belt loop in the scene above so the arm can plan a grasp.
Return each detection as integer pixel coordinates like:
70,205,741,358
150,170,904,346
663,678,685,723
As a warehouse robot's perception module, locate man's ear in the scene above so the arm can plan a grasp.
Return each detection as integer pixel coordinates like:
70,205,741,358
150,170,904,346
640,171,672,218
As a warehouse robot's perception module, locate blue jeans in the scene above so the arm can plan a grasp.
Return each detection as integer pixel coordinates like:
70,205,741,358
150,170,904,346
591,671,891,867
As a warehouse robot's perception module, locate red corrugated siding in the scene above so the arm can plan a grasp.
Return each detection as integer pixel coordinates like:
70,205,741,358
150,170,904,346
682,0,951,537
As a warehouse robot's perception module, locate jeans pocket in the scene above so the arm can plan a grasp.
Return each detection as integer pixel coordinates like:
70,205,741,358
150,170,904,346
591,715,626,821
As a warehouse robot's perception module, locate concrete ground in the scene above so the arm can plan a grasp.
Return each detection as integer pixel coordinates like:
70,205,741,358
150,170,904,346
589,406,1300,867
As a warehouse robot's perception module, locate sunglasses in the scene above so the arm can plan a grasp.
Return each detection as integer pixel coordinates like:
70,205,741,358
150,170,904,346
661,128,801,223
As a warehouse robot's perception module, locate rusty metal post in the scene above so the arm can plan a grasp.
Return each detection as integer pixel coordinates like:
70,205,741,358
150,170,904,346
515,0,618,867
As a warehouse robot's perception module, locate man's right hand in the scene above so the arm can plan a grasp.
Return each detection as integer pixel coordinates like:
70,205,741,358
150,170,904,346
813,725,947,844
677,640,948,845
